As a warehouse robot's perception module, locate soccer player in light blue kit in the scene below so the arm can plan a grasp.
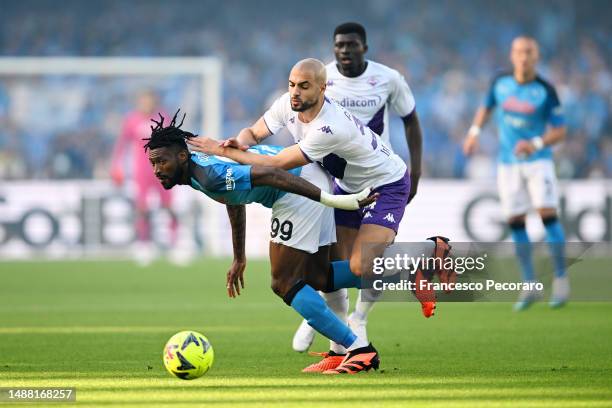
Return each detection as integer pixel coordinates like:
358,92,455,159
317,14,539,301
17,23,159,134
463,36,569,310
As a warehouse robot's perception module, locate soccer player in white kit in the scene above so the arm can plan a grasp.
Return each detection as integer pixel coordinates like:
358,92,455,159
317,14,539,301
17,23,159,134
291,22,426,361
187,58,446,373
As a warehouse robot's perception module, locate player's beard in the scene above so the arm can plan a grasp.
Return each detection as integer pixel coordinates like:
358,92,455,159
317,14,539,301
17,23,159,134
163,163,185,190
291,97,318,112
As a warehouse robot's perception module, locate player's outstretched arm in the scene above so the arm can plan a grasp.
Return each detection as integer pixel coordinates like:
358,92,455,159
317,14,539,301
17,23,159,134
220,117,272,150
188,138,308,170
225,205,246,298
463,107,492,156
187,139,377,209
250,166,377,210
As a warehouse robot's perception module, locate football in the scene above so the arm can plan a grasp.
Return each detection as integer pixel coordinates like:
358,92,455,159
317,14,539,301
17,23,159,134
163,331,214,380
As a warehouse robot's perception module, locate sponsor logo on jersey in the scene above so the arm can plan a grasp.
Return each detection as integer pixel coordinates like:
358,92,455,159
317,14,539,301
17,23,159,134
502,96,536,114
503,114,528,128
225,168,235,191
336,95,382,109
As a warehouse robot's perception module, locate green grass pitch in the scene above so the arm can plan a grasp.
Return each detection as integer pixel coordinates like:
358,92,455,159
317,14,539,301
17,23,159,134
1,259,611,407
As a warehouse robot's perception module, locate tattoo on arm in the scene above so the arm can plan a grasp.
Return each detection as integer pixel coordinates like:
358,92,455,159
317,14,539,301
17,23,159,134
247,117,272,145
226,205,246,260
253,133,266,144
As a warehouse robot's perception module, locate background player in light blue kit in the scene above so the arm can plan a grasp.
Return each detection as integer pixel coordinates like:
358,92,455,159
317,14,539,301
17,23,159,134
463,36,569,310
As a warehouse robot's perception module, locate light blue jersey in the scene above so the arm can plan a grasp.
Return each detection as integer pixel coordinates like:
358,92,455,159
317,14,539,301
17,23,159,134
189,145,301,208
484,73,565,164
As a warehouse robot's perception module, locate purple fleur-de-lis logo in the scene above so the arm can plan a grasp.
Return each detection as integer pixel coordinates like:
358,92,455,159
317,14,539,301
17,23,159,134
367,76,378,87
289,117,295,124
326,80,334,86
318,125,333,134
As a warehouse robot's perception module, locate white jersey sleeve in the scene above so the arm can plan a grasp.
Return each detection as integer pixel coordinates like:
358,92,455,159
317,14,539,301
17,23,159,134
262,92,291,134
388,70,416,118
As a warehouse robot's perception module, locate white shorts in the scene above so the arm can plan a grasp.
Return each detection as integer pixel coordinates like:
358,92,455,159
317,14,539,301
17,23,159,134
497,159,559,218
270,163,336,253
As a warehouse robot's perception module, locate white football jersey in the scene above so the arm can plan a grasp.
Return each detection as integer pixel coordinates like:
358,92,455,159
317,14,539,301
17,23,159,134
263,92,406,192
325,60,416,147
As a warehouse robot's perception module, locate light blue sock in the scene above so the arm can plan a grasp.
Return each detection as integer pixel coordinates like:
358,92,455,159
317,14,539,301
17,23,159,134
543,217,566,278
510,222,535,282
331,260,362,290
290,284,356,348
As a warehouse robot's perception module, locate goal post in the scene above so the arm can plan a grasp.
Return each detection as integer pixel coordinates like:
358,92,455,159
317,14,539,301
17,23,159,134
0,57,222,138
0,56,230,260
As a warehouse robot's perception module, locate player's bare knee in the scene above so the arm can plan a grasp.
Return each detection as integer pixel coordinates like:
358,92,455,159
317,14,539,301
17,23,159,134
537,208,557,220
270,276,291,298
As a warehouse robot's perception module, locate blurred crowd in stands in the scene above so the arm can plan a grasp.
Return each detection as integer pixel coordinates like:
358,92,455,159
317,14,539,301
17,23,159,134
0,0,609,179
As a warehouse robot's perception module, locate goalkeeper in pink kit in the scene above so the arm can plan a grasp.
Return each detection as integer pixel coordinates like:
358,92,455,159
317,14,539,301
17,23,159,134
111,90,177,262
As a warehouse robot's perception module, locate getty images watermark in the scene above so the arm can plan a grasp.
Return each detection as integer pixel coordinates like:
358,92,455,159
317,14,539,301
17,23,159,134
371,250,543,292
359,242,612,302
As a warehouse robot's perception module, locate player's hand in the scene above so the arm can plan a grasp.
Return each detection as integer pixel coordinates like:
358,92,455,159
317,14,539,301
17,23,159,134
463,135,479,156
226,258,246,298
322,188,379,209
514,140,536,157
111,168,124,186
358,192,380,208
407,172,420,204
186,136,224,156
219,138,249,151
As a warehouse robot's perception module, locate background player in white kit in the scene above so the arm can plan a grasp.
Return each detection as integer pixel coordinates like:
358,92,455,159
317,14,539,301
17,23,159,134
292,22,425,356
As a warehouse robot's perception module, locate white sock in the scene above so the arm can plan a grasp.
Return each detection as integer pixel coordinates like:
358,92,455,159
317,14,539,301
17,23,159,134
353,288,382,321
351,241,436,320
322,289,349,354
347,333,369,351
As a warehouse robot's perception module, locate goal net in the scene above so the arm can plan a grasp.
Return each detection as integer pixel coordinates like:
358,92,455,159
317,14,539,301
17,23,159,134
0,57,263,260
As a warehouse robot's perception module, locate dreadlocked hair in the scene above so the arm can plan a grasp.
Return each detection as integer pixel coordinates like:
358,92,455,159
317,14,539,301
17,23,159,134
143,109,196,152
